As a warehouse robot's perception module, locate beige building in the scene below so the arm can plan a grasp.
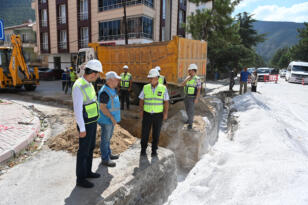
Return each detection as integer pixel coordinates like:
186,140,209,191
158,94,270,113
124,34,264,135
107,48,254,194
32,0,211,70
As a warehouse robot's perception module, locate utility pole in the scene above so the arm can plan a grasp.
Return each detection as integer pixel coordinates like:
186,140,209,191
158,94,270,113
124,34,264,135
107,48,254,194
123,0,128,45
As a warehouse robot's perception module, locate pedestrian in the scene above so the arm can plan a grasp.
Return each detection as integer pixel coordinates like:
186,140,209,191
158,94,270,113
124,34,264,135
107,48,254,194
64,68,71,94
72,59,102,188
251,70,258,92
120,65,132,110
182,64,201,130
139,68,169,157
240,67,250,94
155,66,167,85
61,70,67,91
98,71,121,167
69,66,77,89
229,69,236,91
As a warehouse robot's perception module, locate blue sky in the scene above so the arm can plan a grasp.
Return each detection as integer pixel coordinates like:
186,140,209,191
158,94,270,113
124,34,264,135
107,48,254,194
233,0,308,22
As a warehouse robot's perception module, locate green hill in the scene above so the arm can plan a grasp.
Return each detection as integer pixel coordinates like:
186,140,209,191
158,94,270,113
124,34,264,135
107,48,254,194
253,21,305,62
0,0,35,27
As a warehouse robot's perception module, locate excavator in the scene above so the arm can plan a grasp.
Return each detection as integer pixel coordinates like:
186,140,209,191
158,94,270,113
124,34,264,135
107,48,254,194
0,34,39,90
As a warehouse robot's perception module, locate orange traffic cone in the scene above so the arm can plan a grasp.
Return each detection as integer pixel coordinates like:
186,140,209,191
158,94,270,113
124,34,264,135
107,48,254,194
302,78,305,85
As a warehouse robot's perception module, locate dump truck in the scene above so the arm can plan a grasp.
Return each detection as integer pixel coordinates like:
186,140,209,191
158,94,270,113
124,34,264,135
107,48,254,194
76,36,207,103
0,35,39,90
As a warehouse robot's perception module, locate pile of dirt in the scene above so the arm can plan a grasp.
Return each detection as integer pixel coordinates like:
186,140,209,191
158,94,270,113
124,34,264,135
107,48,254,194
48,123,137,158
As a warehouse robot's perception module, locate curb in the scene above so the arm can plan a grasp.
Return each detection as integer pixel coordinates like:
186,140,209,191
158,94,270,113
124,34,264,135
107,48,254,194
21,92,73,108
0,109,41,164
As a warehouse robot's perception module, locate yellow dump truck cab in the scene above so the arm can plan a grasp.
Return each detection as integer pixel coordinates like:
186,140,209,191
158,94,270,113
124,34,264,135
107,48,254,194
76,36,207,103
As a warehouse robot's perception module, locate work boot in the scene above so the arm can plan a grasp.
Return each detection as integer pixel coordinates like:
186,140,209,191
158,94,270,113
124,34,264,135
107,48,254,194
110,154,119,160
151,150,157,157
76,179,94,188
87,172,101,179
184,120,189,124
101,160,116,167
187,124,193,130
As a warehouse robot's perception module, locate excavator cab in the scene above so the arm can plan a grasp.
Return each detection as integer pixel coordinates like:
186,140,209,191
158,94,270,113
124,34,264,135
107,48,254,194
0,35,39,90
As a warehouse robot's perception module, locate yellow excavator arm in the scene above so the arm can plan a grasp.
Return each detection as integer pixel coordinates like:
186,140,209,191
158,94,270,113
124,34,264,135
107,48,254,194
0,34,39,90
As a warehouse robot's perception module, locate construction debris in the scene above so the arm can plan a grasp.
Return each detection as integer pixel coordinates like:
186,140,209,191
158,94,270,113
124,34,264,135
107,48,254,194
48,123,137,158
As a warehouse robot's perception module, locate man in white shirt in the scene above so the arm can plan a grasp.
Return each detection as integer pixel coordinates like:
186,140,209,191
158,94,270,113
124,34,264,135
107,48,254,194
72,59,102,188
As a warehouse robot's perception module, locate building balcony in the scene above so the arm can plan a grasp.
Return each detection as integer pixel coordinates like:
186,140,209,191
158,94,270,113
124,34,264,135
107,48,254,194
58,41,67,50
57,17,67,25
78,12,88,21
79,39,89,48
41,20,48,27
99,0,153,12
99,32,152,41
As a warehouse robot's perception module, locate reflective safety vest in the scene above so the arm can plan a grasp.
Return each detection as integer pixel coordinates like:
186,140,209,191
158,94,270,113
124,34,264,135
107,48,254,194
120,72,132,89
184,75,200,97
70,71,77,82
72,78,99,124
158,75,165,85
143,83,166,113
98,85,121,125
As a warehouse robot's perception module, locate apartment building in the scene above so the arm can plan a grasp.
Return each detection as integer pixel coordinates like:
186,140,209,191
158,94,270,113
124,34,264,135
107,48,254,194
32,0,211,70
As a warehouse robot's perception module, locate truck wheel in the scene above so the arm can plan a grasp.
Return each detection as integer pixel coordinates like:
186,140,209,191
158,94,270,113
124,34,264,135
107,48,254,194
24,84,37,91
15,85,23,89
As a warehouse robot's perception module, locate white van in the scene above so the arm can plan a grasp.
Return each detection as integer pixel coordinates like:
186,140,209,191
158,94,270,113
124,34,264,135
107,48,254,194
285,61,308,83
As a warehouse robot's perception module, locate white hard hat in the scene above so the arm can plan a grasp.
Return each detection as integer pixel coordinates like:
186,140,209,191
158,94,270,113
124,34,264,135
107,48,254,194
123,65,129,69
106,71,121,80
155,66,161,72
147,68,160,78
188,64,198,71
86,59,103,72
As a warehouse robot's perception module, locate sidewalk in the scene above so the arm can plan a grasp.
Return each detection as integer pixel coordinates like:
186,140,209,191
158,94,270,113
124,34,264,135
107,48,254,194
0,100,41,163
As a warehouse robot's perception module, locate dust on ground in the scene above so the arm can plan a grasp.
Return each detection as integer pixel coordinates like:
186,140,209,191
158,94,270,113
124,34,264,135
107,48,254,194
48,122,137,158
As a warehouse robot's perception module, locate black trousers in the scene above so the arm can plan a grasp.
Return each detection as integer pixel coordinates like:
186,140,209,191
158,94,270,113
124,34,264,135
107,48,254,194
141,112,163,152
252,85,257,92
76,122,97,181
120,89,130,110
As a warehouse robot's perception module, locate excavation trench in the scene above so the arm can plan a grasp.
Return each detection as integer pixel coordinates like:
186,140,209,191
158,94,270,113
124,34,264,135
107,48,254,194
45,91,235,205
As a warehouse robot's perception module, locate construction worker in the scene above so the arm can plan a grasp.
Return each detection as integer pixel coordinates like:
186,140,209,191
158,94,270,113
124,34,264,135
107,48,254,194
182,64,201,130
139,68,169,157
120,65,132,110
72,59,102,188
98,71,121,167
69,66,77,88
156,66,167,85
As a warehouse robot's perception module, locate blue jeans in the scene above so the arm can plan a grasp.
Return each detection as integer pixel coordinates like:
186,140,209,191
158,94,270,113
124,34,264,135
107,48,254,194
100,123,114,162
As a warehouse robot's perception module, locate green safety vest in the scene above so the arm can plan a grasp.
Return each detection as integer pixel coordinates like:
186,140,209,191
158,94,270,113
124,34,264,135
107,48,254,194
184,75,200,97
72,78,99,124
120,72,132,88
158,75,165,84
70,71,77,82
143,83,166,113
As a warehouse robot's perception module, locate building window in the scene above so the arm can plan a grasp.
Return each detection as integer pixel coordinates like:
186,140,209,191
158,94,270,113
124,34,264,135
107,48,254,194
42,32,49,51
99,16,153,41
59,30,67,49
178,10,185,27
80,27,89,48
41,9,48,27
98,0,153,12
40,0,47,4
79,0,88,20
58,4,66,24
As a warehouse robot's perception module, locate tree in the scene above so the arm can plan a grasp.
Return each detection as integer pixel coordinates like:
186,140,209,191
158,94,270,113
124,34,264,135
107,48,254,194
236,12,265,49
187,0,243,73
290,22,308,61
270,47,291,68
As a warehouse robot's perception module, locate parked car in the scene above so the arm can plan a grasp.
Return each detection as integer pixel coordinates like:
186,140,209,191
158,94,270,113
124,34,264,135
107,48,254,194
256,67,270,81
285,61,308,83
280,69,287,77
39,67,64,81
247,67,256,74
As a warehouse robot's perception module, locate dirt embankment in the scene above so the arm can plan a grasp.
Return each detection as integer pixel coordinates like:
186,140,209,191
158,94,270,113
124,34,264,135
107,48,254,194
48,123,136,158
